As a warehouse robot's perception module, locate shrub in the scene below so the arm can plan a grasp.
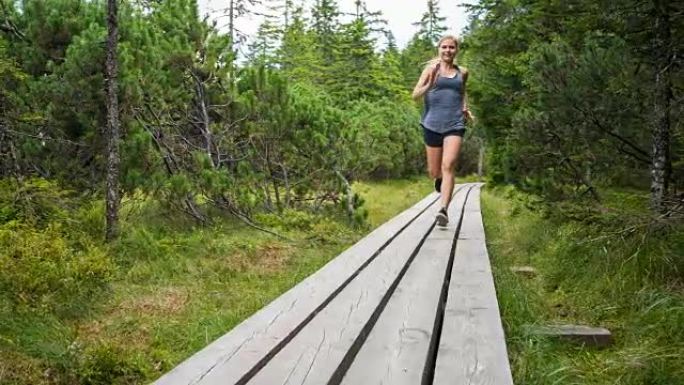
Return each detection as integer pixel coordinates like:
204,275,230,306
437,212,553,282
0,222,115,315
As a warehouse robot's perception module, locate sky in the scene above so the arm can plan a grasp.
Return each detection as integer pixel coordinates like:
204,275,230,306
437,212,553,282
196,0,475,50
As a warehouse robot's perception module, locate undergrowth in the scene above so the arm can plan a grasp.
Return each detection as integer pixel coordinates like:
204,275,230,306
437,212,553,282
482,185,684,385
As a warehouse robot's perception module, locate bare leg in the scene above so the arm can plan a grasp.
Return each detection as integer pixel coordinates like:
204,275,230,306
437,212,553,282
425,145,443,179
440,135,463,209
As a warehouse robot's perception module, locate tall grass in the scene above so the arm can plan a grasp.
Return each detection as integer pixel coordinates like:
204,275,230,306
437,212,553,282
481,186,684,385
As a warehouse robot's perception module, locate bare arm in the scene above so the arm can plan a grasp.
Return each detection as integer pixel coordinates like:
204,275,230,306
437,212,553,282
461,67,475,122
412,63,439,101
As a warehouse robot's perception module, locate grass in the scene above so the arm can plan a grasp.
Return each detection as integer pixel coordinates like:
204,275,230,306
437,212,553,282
10,177,678,384
0,176,434,385
481,186,684,385
353,176,434,227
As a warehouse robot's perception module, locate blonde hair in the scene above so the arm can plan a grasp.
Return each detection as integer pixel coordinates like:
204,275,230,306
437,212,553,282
425,35,459,68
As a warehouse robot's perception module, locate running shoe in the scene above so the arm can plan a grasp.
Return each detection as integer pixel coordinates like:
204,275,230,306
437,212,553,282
436,207,448,227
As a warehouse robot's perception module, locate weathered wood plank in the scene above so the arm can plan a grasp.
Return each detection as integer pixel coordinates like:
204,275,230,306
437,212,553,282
339,186,473,385
527,324,613,347
232,186,470,385
433,186,514,385
510,266,538,278
152,191,441,385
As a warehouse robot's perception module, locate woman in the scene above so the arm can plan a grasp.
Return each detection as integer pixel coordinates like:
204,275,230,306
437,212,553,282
412,35,473,227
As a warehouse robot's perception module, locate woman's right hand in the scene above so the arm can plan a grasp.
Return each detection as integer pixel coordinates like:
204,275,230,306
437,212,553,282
412,62,440,101
427,63,440,87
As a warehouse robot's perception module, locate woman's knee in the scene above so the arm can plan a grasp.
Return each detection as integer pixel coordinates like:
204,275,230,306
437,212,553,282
428,166,441,179
441,160,455,174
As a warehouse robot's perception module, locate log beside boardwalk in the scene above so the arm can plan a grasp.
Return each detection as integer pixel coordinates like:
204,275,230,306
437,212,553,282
527,324,613,348
153,183,514,385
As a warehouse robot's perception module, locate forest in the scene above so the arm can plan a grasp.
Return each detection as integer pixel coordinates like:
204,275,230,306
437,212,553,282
0,0,681,383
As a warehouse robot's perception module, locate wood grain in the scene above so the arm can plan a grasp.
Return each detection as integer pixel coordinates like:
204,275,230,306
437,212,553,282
339,187,472,385
433,186,514,385
152,192,440,385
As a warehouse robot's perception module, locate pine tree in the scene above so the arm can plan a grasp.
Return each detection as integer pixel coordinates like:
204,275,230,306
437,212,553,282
413,0,447,44
105,0,120,241
376,32,408,99
277,5,319,83
247,18,279,66
650,0,674,212
311,0,340,67
399,0,447,91
331,8,377,100
400,35,435,91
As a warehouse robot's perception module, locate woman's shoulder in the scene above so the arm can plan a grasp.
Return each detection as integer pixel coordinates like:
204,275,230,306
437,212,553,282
422,60,439,72
459,66,469,81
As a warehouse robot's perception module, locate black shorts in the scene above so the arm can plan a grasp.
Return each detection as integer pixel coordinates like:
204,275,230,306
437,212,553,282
422,126,466,147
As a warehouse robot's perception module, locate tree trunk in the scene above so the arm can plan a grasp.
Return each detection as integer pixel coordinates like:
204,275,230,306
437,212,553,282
192,70,215,168
280,162,291,208
228,0,235,55
335,170,355,221
477,138,485,179
650,0,672,213
0,124,21,180
478,146,484,178
266,145,281,211
105,0,121,241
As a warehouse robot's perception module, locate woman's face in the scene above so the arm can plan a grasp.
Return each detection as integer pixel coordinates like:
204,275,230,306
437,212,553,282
438,39,457,63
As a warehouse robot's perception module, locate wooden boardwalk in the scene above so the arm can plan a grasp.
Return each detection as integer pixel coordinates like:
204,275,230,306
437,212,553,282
153,183,513,385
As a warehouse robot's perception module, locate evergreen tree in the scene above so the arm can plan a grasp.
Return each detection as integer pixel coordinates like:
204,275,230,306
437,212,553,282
461,0,682,209
311,0,341,67
219,0,262,50
277,5,319,83
105,0,121,241
376,32,408,99
399,0,447,92
400,34,435,91
330,3,378,100
0,35,28,179
412,0,447,44
247,18,279,66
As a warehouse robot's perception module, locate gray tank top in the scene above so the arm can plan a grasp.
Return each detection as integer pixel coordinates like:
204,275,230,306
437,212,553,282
420,69,465,133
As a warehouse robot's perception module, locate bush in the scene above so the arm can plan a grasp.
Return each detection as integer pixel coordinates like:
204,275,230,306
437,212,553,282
255,209,320,231
0,178,76,225
0,222,115,315
68,342,148,385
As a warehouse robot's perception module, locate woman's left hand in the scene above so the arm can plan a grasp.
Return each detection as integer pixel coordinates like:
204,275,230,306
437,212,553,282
463,109,475,124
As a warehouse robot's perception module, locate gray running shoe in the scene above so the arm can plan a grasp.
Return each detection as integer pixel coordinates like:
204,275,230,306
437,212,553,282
436,207,448,227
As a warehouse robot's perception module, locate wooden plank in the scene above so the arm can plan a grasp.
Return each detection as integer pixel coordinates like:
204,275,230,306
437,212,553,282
510,266,538,278
527,324,613,347
152,191,441,385
224,186,470,385
433,186,514,385
457,183,485,240
339,186,472,385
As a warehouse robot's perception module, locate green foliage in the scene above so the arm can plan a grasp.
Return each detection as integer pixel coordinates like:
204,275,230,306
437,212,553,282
68,343,148,385
0,222,114,314
0,177,432,385
412,0,447,44
255,209,320,231
0,179,72,224
342,98,423,178
462,0,682,202
1,0,439,226
481,187,684,384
